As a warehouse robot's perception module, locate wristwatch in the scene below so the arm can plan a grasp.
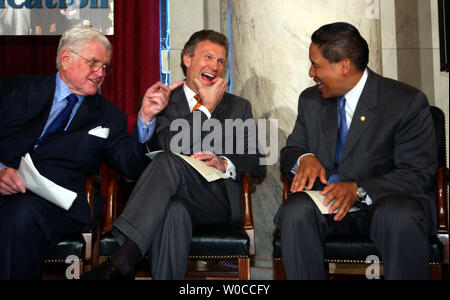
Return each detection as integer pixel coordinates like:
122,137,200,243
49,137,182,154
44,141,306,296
356,185,367,201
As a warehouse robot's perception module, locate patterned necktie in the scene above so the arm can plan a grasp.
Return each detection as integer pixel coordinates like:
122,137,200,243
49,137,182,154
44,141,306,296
37,94,78,145
192,94,202,112
329,96,348,183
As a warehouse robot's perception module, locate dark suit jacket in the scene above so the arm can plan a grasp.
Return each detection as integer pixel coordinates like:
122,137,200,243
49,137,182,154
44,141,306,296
149,86,266,223
280,69,438,233
0,75,148,225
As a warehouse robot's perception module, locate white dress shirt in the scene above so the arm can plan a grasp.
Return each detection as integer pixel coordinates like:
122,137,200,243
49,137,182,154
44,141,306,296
292,69,372,205
183,84,212,119
183,84,237,180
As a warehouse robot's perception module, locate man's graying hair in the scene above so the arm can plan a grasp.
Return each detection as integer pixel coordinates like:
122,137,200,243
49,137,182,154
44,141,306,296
180,30,229,76
56,25,112,69
311,22,369,71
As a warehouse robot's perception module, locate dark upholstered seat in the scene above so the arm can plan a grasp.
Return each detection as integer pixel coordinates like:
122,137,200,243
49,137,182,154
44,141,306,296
273,234,443,264
45,234,87,263
100,223,249,260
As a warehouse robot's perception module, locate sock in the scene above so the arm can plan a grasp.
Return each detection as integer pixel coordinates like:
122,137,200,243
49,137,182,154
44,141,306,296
111,238,142,277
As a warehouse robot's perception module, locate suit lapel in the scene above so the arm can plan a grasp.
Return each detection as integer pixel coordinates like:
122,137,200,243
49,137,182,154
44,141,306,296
340,70,378,163
170,87,191,115
67,94,102,131
31,76,57,144
211,94,228,119
319,99,338,166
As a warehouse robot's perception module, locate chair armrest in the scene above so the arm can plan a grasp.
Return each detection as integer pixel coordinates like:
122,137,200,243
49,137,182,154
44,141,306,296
241,172,255,256
85,175,95,219
436,167,449,234
241,173,253,230
84,174,101,269
102,173,120,235
282,176,291,204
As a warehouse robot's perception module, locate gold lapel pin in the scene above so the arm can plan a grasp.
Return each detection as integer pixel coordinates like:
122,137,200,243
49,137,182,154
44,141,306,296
361,116,366,122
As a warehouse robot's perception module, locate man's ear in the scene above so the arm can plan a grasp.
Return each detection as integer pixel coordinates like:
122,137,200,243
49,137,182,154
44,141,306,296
60,49,72,70
183,54,192,69
341,58,352,76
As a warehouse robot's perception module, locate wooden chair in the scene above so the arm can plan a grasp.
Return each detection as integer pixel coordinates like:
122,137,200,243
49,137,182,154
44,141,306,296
95,172,256,280
42,175,98,279
273,106,449,280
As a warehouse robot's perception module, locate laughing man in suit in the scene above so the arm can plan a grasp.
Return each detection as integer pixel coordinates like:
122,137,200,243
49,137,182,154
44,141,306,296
0,25,181,279
83,30,266,280
274,22,437,280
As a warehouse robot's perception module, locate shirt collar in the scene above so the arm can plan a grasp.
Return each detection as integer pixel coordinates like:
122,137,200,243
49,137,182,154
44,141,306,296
55,72,85,104
183,84,196,100
183,83,199,110
344,68,368,110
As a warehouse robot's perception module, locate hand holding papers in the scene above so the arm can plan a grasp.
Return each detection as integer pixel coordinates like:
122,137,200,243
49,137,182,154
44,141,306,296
18,154,77,211
146,151,229,182
304,190,360,215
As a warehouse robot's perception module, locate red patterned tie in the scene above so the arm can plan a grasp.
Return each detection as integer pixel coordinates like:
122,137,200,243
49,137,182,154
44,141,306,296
192,94,202,112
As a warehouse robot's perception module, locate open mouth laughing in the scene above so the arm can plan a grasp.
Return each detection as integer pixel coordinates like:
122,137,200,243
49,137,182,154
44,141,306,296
201,72,216,84
315,79,325,93
90,78,102,86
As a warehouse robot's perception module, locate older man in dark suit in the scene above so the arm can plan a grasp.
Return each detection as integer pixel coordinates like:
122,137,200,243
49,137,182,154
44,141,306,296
84,30,266,280
0,25,180,279
274,22,437,280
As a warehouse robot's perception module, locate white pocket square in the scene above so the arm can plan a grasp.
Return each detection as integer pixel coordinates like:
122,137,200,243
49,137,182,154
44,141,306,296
88,126,110,139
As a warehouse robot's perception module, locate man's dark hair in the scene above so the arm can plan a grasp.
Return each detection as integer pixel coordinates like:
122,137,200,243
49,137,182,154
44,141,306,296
311,22,369,71
180,30,229,76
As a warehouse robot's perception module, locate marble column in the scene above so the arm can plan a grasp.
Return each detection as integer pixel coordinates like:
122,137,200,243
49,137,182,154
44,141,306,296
226,0,383,268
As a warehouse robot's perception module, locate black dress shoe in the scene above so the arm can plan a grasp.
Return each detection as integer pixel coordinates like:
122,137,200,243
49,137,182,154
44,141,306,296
80,259,134,280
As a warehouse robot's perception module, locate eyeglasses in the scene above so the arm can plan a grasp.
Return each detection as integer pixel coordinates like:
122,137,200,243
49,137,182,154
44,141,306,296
70,50,113,76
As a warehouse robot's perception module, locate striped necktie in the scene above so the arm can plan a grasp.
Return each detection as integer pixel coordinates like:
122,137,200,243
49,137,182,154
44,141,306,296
192,94,202,112
328,96,348,183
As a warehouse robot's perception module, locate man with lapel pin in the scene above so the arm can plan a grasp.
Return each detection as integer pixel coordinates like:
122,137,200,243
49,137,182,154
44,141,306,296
274,22,437,280
0,25,182,279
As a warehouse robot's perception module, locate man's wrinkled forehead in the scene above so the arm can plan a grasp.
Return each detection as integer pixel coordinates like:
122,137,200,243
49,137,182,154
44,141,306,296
81,41,112,63
194,40,227,56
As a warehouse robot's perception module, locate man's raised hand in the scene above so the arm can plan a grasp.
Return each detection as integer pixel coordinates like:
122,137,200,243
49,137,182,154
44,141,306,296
140,80,185,123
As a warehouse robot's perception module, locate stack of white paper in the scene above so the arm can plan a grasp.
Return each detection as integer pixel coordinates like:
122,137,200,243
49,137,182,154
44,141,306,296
146,151,229,182
18,154,77,211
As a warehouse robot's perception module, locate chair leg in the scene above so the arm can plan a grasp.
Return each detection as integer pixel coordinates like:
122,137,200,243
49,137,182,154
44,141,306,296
82,232,93,272
79,262,84,276
273,259,286,280
238,258,251,280
324,262,330,280
429,264,442,280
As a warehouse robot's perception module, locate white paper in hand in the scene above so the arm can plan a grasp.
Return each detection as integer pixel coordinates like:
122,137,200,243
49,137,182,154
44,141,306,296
304,190,360,215
175,154,229,182
18,154,77,211
146,151,229,182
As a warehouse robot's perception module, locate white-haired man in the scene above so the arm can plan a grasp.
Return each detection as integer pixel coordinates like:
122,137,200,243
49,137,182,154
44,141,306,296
0,25,182,279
